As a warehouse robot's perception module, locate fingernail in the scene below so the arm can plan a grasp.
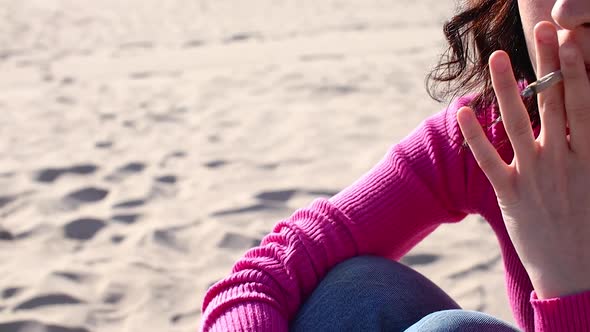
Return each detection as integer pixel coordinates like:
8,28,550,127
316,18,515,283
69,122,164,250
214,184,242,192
494,54,509,73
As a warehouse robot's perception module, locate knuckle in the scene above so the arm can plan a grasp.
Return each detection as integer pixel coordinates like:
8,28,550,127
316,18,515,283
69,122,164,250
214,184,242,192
561,59,582,75
463,130,481,143
567,104,590,121
508,120,532,138
540,97,563,112
494,77,514,93
477,156,497,172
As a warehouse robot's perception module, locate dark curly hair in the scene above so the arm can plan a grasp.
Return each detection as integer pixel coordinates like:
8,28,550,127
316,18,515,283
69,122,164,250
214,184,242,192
427,0,539,146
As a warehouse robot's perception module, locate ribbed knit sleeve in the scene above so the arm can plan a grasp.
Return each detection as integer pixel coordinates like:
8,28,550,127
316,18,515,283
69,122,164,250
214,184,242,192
200,96,478,331
328,97,476,258
200,199,360,331
530,290,590,331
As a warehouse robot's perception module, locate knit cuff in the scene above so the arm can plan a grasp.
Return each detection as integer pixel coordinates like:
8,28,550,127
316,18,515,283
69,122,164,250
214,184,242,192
200,301,287,332
530,289,590,331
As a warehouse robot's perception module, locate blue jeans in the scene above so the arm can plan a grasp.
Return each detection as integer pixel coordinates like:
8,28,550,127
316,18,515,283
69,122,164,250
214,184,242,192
290,256,521,331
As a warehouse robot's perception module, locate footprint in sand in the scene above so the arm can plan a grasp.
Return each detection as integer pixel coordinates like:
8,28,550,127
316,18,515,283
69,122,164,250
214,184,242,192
217,232,261,250
52,271,92,283
95,140,113,149
14,293,85,311
112,199,145,209
35,164,98,183
211,188,338,217
104,161,146,182
210,191,291,217
55,95,76,106
111,234,125,244
0,226,14,241
108,175,178,226
159,150,186,168
210,203,284,217
0,194,19,209
63,218,106,241
141,228,187,252
0,171,15,178
448,254,502,280
60,76,75,85
401,253,440,266
254,189,298,203
140,222,199,252
0,191,35,221
100,282,127,305
0,320,89,332
149,174,178,199
305,189,339,197
207,134,221,143
111,213,142,224
2,287,23,299
183,39,204,48
223,32,262,44
10,224,51,241
170,309,200,324
129,71,153,80
155,175,176,184
110,203,145,243
62,187,109,210
203,159,228,169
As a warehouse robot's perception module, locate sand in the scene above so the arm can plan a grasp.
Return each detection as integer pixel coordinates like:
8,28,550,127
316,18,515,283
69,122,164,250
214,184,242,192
0,0,513,331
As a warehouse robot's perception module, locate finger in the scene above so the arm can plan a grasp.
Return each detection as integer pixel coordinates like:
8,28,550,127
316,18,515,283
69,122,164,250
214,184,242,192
489,51,537,165
534,22,568,152
457,106,509,189
559,42,590,157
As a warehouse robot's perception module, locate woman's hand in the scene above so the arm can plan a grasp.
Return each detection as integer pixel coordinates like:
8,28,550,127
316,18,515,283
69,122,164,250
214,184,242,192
457,21,590,299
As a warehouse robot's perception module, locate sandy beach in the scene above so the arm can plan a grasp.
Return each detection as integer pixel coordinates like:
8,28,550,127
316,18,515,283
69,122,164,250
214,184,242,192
0,1,513,331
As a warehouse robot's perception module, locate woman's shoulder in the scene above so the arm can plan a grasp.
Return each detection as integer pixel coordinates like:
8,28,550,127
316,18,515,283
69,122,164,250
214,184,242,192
410,94,483,146
401,93,511,156
442,93,513,160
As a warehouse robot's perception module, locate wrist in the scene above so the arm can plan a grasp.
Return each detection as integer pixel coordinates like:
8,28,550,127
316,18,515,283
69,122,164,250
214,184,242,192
532,276,590,299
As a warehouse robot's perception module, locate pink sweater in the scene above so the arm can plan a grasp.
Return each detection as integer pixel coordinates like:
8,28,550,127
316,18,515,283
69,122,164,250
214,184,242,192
200,96,590,332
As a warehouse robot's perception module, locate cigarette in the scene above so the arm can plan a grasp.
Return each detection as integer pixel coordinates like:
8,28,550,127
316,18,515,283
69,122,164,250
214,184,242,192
521,70,563,97
491,70,564,126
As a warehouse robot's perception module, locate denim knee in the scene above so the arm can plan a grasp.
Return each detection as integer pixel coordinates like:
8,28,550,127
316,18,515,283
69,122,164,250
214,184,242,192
290,256,461,331
405,309,521,332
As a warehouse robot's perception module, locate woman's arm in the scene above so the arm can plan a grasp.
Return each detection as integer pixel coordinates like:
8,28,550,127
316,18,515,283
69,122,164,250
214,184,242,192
200,97,478,331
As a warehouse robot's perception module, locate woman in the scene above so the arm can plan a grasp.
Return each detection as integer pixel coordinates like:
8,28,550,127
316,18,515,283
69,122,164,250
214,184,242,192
201,0,590,330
